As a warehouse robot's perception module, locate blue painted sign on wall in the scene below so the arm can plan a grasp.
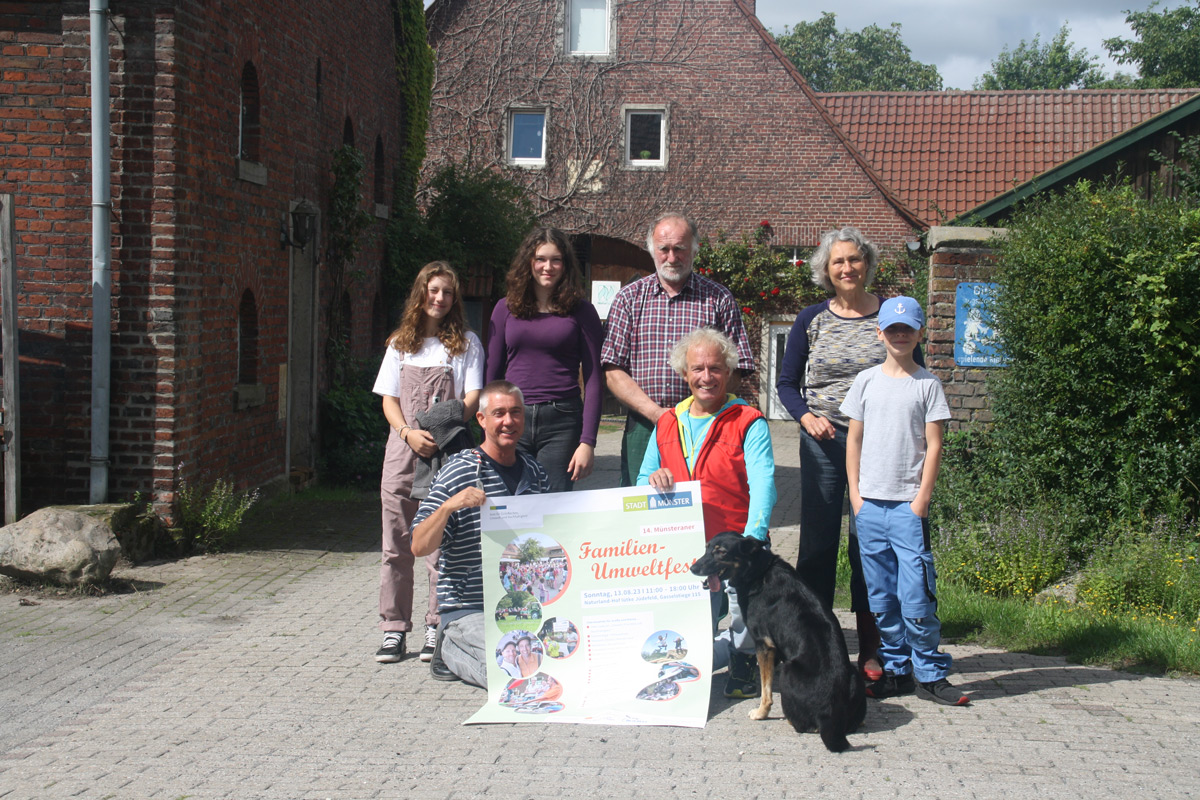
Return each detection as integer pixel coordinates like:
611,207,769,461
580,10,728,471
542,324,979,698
955,282,1006,367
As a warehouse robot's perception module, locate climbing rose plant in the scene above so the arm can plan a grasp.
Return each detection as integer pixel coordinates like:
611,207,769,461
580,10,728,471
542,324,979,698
694,222,823,318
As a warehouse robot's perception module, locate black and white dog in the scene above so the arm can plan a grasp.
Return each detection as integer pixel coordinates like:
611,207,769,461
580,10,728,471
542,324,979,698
691,531,866,752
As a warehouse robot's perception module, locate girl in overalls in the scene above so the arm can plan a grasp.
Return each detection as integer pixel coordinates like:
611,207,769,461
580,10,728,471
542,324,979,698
372,261,483,663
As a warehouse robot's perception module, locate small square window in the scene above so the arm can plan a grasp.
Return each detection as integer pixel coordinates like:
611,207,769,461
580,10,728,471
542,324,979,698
567,0,609,55
626,110,665,167
509,110,546,165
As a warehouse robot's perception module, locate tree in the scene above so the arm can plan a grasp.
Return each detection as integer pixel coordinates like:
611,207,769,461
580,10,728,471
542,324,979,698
974,25,1106,90
516,539,546,564
1104,0,1200,88
773,12,942,92
418,163,537,290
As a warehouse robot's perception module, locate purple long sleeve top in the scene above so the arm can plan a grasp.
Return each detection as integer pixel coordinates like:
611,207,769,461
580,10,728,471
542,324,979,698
486,298,604,446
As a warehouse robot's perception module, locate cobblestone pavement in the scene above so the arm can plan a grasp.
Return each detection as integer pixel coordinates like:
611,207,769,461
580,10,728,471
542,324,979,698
2,422,1198,799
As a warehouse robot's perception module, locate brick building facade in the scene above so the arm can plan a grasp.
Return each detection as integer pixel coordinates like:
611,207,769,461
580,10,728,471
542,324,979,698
1,1,403,519
423,0,924,260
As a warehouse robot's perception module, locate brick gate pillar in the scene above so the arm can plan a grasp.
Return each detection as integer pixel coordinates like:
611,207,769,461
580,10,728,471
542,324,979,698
925,226,1007,432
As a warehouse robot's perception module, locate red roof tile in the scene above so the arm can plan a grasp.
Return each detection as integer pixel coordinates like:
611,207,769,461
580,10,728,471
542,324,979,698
818,90,1200,224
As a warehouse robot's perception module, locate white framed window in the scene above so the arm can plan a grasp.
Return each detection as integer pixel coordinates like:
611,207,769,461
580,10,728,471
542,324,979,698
625,107,666,167
567,0,609,55
508,109,547,166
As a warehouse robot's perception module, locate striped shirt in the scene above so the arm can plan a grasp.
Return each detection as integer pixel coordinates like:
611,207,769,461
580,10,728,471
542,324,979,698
600,271,754,408
412,448,551,612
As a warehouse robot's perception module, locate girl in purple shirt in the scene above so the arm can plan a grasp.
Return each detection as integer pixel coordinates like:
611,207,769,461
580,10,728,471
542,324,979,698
487,227,603,491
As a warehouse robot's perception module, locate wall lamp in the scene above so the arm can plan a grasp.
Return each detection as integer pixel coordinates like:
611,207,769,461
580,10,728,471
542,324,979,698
280,199,318,251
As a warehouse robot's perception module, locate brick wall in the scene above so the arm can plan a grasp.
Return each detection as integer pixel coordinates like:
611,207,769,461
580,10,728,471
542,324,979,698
925,226,1005,431
1,0,401,518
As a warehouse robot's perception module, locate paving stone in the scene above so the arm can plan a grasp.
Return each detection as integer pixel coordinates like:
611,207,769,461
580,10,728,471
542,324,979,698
1,423,1198,798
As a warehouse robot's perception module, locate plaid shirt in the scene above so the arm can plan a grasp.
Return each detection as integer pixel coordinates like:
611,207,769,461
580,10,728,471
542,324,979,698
601,271,754,408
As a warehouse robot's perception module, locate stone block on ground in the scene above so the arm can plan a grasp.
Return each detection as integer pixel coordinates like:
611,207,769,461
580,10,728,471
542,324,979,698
58,502,178,563
0,507,122,585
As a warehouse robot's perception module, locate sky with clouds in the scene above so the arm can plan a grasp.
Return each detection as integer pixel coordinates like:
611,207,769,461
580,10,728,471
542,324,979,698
750,1,1177,89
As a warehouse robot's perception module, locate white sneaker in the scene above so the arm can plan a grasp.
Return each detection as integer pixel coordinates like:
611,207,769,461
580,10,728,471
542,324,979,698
375,632,404,663
419,625,437,662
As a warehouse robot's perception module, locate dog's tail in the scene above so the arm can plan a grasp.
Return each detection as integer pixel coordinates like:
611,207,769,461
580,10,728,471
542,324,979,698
815,662,865,753
777,661,854,753
818,714,851,753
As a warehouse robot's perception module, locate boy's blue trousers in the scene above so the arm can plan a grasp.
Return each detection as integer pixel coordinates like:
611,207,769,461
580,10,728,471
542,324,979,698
856,499,952,683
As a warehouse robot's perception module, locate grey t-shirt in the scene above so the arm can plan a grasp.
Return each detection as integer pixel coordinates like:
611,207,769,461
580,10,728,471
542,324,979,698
840,365,951,501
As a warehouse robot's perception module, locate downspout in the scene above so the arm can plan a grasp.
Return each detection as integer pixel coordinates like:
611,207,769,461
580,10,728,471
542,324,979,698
89,0,111,503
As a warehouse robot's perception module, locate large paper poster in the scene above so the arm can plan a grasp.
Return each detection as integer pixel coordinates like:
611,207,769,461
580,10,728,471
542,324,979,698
466,481,713,727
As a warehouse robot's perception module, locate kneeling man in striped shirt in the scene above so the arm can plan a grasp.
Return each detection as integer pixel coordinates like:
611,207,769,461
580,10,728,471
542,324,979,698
412,380,551,685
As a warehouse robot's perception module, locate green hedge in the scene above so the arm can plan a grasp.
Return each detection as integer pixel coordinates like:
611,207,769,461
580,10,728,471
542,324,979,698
979,181,1200,525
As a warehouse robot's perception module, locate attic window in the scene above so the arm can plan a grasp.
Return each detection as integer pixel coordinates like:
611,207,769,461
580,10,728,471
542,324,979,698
567,0,609,55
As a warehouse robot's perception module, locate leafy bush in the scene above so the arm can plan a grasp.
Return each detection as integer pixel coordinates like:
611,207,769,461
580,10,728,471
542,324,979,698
319,359,388,488
873,250,929,308
985,180,1200,524
177,478,259,553
387,162,536,308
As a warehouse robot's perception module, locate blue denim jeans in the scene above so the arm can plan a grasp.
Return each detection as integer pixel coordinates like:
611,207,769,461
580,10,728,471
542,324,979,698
795,427,870,612
519,396,584,492
856,499,951,682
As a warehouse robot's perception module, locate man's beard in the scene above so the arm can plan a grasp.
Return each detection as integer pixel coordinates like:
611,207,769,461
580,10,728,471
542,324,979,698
657,264,691,284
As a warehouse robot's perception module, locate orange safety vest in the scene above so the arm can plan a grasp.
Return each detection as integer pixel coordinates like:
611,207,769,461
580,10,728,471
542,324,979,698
654,402,763,541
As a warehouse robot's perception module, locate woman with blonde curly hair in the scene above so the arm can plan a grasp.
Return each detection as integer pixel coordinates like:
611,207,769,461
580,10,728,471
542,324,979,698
372,261,484,664
486,227,603,491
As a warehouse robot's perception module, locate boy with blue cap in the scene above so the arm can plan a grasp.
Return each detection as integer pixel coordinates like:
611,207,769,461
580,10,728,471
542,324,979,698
840,296,968,706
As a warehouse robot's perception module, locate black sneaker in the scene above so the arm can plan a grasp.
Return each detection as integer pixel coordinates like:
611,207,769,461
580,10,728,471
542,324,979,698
429,628,460,682
375,632,404,663
916,678,970,706
723,651,760,699
865,672,915,699
419,625,437,662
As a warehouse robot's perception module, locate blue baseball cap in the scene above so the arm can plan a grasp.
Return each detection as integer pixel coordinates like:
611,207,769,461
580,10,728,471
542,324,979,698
878,296,925,330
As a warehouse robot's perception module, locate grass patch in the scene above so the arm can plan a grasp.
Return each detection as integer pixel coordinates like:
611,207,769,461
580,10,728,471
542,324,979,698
287,485,370,504
937,581,1200,675
497,618,542,637
831,522,1200,675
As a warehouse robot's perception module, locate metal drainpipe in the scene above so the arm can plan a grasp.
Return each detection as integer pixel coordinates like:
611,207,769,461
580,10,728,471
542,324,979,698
88,0,111,503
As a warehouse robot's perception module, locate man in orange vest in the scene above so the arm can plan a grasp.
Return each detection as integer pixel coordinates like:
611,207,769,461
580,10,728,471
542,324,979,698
637,328,777,699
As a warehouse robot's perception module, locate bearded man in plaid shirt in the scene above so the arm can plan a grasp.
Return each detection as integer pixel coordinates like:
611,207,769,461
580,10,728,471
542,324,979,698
601,212,755,486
